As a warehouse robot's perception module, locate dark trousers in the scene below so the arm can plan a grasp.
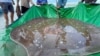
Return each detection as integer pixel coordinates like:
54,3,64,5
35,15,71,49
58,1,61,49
21,6,29,14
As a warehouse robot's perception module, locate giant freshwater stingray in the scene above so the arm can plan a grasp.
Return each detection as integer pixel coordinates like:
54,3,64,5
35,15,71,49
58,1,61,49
11,18,100,56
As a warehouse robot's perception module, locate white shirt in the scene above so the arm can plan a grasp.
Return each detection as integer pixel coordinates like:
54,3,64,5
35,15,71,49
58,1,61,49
0,0,12,3
21,0,30,8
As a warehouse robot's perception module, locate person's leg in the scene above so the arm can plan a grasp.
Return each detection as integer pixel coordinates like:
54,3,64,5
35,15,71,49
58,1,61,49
37,0,40,5
0,3,9,27
45,0,48,4
93,0,97,3
4,13,9,27
57,0,62,8
8,3,14,23
10,11,14,23
81,0,84,2
85,0,92,3
42,0,48,4
62,0,67,8
16,5,21,18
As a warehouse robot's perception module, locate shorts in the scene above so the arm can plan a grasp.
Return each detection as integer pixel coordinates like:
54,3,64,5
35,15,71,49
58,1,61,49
37,0,48,5
0,2,14,14
21,6,29,14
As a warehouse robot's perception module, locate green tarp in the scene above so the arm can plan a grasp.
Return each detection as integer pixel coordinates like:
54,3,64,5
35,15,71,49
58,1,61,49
0,3,100,56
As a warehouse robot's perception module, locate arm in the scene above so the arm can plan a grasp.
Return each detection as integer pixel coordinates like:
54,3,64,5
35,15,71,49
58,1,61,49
56,0,58,7
29,0,34,5
12,0,15,5
17,0,19,5
81,0,84,2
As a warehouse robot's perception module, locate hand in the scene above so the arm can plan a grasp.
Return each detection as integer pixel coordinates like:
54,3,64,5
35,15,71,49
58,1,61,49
32,3,35,6
12,1,15,5
17,4,19,6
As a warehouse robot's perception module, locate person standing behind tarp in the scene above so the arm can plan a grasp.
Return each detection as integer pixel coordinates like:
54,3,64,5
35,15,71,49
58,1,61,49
37,0,48,5
0,0,15,27
57,0,67,9
16,4,21,18
16,0,34,15
81,0,97,4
